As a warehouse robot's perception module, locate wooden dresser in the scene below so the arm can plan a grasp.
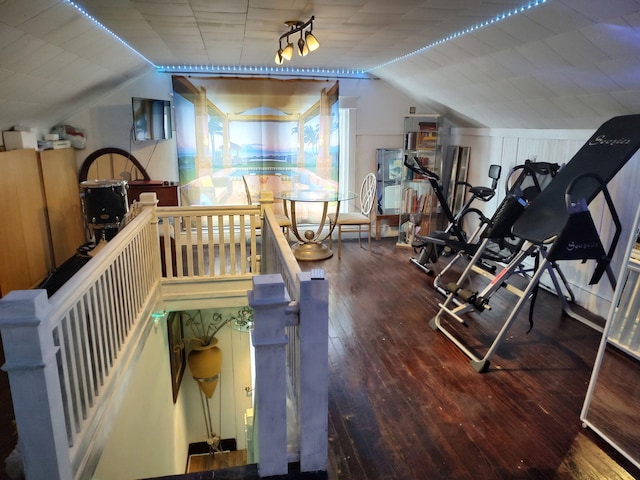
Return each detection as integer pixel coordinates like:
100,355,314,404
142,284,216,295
127,180,179,206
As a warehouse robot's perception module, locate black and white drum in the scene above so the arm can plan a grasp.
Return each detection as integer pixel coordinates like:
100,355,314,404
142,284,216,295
80,179,129,240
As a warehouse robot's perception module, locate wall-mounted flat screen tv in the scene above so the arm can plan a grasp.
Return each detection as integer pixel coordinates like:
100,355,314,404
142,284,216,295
132,97,172,141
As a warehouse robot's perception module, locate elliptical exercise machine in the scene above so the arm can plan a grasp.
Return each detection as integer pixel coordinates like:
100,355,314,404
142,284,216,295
403,156,501,274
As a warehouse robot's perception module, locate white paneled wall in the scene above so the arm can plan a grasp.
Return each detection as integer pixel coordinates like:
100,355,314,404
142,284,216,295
451,127,640,318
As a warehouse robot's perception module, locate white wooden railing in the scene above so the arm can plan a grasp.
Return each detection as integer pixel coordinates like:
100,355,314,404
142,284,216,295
154,202,261,313
0,203,163,480
262,207,302,387
251,208,329,476
0,193,329,480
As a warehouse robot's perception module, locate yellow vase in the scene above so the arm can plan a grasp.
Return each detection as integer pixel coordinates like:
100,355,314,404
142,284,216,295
187,337,222,398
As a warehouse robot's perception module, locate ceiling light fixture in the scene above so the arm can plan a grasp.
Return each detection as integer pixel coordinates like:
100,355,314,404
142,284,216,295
275,16,319,64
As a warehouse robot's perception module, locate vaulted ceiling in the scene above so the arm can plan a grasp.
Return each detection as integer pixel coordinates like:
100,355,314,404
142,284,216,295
1,0,639,132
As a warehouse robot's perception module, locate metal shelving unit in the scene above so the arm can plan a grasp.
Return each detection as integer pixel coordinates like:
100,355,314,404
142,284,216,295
397,114,446,247
580,204,640,470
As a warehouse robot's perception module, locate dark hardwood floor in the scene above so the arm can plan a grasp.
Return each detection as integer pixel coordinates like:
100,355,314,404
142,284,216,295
3,237,639,480
301,237,639,480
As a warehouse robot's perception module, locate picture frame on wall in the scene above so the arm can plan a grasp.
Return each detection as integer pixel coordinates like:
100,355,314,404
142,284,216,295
167,311,186,403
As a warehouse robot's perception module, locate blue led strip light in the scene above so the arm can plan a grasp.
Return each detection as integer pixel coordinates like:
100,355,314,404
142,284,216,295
65,0,155,66
155,64,369,78
368,0,548,72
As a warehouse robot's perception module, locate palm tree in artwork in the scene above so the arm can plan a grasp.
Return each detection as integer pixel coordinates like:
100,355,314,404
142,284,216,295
208,116,224,164
291,123,320,154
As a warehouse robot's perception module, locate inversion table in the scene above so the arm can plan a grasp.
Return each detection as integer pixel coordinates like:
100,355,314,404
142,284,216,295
429,114,640,372
430,159,560,297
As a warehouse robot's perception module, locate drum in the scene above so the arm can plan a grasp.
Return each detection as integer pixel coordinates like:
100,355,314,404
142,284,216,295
80,180,129,237
91,225,119,241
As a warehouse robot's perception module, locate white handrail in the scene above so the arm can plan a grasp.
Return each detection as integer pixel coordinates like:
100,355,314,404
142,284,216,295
262,207,302,300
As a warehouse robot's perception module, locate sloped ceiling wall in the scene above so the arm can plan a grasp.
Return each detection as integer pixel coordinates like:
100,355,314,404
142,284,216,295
0,0,639,133
373,1,640,129
0,1,152,132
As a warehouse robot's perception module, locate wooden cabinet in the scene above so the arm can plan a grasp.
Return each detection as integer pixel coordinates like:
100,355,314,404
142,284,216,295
0,149,50,296
0,148,85,297
40,148,86,266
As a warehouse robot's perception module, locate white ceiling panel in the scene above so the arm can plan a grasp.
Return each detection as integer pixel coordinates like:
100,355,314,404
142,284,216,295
0,0,58,28
532,70,588,97
493,12,555,43
0,0,639,131
19,4,79,38
490,48,537,77
26,50,78,78
583,21,640,58
610,89,640,112
466,26,521,51
569,63,625,91
509,76,558,100
575,92,630,118
0,34,47,67
467,56,515,82
1,72,48,101
599,58,640,89
550,95,600,119
524,96,576,122
544,31,610,67
514,41,569,71
560,0,640,21
622,9,640,27
41,20,97,48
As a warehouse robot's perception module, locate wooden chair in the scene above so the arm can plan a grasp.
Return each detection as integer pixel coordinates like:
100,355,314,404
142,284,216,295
242,175,291,239
327,172,376,259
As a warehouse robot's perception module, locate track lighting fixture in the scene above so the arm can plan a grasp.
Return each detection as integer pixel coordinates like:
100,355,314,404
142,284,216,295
275,16,319,64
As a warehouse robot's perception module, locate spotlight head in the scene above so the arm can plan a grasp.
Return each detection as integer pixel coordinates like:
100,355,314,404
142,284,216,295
282,42,294,61
297,37,308,56
275,49,284,65
305,31,320,52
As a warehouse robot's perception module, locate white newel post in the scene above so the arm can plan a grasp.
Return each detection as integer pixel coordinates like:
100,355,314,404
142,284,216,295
258,191,275,214
0,290,73,480
138,192,162,283
249,274,290,477
259,191,274,234
297,270,329,472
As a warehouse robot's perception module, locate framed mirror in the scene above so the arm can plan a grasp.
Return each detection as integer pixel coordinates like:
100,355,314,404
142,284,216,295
581,215,640,470
79,147,150,182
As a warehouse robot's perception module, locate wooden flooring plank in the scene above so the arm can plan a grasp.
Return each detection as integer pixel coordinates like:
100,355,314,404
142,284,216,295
301,238,640,480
